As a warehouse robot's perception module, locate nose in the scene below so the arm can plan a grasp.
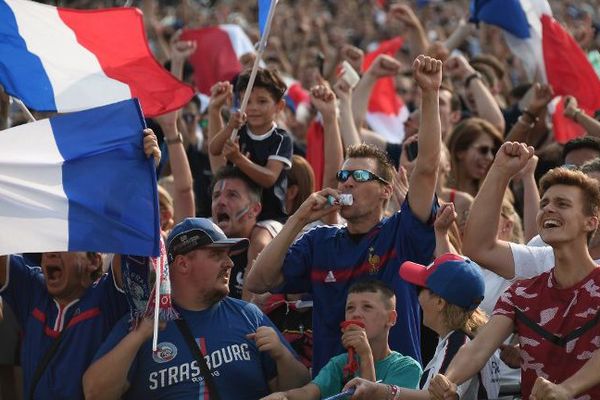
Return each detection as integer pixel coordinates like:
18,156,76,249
224,255,234,269
339,177,355,191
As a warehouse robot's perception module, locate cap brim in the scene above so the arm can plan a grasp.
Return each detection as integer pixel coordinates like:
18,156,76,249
207,238,249,252
399,261,429,287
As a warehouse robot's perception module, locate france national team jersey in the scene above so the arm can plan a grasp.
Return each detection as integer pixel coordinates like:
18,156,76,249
278,199,437,375
0,255,129,399
94,297,295,399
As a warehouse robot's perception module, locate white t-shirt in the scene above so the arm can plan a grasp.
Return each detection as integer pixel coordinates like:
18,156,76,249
509,242,556,279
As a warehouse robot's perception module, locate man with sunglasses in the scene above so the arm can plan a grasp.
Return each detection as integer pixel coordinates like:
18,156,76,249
246,55,443,375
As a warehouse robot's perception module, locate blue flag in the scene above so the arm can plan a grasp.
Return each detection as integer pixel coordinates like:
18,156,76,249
470,0,531,39
0,99,160,256
258,0,274,37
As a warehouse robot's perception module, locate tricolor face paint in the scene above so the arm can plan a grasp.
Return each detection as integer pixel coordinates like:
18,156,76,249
211,178,256,237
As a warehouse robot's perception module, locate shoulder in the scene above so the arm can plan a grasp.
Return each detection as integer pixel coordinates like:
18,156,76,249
225,297,265,318
387,352,422,372
296,224,344,242
273,127,291,139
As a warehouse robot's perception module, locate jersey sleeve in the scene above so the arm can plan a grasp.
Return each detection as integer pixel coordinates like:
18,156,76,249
268,132,293,169
0,255,45,327
383,356,422,389
396,196,437,264
92,314,140,384
276,230,315,294
311,353,346,398
509,243,555,279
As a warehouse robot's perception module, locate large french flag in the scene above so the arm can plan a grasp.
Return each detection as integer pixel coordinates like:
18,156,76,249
362,37,409,144
181,25,256,96
0,99,160,257
0,0,194,117
471,0,600,143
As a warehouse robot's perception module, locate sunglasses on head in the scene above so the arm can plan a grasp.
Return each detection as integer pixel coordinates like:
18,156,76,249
336,169,390,184
473,145,499,156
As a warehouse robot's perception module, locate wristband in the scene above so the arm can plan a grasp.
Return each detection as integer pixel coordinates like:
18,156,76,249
464,72,482,88
165,132,183,145
387,384,401,400
521,109,539,121
516,116,535,129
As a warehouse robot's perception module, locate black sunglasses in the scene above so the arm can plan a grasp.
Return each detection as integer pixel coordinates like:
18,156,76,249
336,169,390,184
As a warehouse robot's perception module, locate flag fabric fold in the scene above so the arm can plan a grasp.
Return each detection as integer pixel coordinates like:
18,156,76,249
471,0,600,143
362,37,408,144
181,24,256,95
0,99,160,256
0,0,193,116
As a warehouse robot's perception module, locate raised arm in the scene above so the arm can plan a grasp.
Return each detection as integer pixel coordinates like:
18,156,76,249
513,155,540,242
428,315,514,400
463,142,534,279
408,55,442,223
352,55,402,130
206,81,233,172
505,83,553,144
446,55,505,133
83,319,154,400
389,4,429,60
309,84,343,189
333,78,363,149
564,95,600,137
245,188,341,293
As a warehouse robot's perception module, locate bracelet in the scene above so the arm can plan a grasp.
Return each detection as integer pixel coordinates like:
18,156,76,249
516,115,535,129
521,109,539,123
165,132,183,145
386,384,401,400
464,72,482,88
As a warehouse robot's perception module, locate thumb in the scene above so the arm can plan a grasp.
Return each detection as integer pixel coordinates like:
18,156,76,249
246,333,256,340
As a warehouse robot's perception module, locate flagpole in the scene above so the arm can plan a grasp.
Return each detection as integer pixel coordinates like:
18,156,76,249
11,97,36,122
230,0,278,141
152,278,160,352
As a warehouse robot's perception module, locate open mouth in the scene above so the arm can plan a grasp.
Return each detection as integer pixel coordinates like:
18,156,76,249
216,212,231,225
542,219,562,229
45,265,63,285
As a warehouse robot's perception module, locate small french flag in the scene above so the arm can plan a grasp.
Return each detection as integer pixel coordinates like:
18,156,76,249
0,0,194,116
0,99,160,257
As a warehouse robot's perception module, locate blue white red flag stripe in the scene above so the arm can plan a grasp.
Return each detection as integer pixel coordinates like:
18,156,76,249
0,99,160,256
0,0,193,116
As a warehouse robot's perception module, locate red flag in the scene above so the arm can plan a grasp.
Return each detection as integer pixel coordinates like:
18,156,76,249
181,25,256,95
542,15,600,143
306,120,325,190
362,37,408,143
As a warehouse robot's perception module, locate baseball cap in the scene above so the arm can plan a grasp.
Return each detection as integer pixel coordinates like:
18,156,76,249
399,253,484,311
167,218,248,261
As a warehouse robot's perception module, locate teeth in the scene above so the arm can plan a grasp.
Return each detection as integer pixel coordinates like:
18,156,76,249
543,219,560,228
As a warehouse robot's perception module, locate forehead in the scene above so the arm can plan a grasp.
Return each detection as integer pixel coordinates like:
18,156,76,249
347,291,382,304
342,157,378,171
213,178,249,194
541,184,583,202
250,87,274,99
471,133,494,146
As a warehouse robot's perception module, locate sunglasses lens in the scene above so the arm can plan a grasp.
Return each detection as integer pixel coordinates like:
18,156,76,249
353,170,371,182
337,170,350,182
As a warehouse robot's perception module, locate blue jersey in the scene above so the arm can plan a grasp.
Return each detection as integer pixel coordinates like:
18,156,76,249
279,199,437,374
0,255,128,399
94,297,296,400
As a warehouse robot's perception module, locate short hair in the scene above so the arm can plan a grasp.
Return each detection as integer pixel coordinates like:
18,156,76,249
236,68,287,102
539,168,600,218
288,155,315,214
471,54,505,80
345,143,394,185
562,136,600,162
211,166,263,203
348,280,396,310
580,158,600,175
440,84,461,112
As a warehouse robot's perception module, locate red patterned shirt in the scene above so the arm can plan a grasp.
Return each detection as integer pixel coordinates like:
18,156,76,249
493,267,600,400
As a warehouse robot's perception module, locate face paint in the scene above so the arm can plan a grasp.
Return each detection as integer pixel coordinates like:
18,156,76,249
234,204,251,221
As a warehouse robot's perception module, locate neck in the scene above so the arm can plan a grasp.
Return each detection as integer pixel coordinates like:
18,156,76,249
346,211,383,235
552,239,597,288
248,122,273,136
172,290,217,312
455,170,479,197
368,335,392,362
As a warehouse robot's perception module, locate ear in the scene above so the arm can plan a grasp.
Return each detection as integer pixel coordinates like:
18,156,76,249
450,110,461,125
435,296,447,313
276,98,286,113
381,183,393,201
387,309,398,328
249,202,262,220
584,215,599,234
286,184,299,202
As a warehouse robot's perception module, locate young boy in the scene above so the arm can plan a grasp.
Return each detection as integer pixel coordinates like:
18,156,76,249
429,142,600,399
209,69,293,223
260,280,422,400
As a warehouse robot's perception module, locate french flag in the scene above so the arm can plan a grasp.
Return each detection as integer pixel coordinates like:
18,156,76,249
0,99,160,257
471,0,600,143
0,0,194,117
362,37,409,144
181,24,256,96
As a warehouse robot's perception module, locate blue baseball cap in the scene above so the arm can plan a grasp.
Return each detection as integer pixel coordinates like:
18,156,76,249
400,253,485,311
167,218,248,262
